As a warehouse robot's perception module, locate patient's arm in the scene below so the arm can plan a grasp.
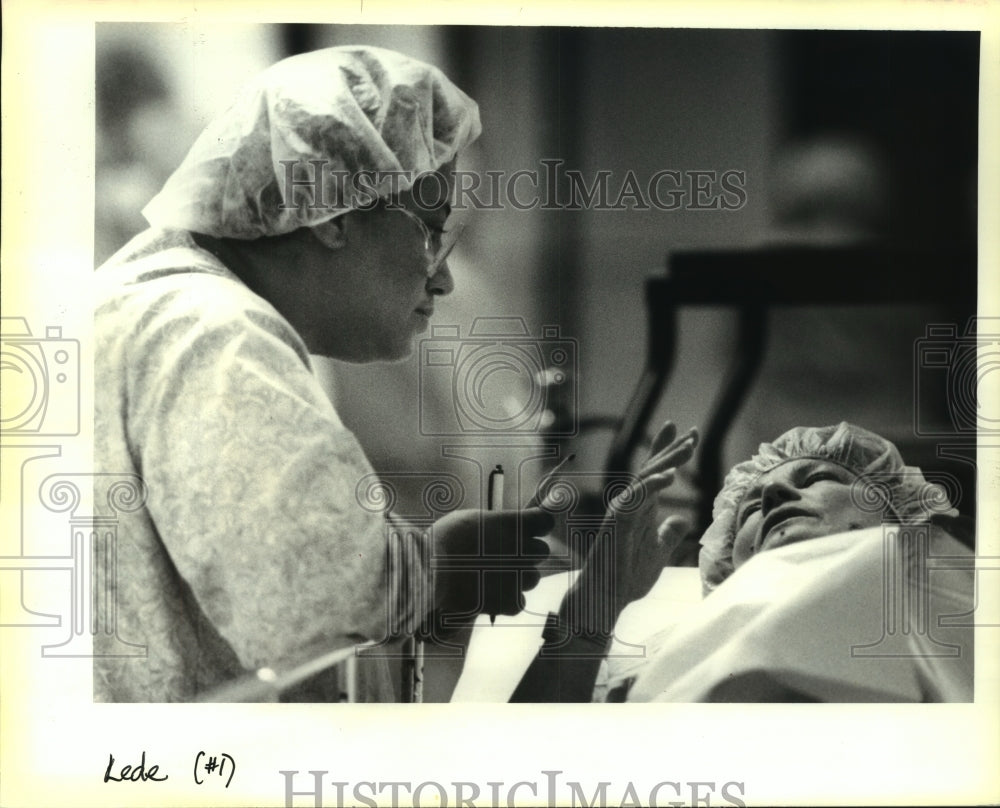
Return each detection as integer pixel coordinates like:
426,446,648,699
508,608,612,702
510,422,697,702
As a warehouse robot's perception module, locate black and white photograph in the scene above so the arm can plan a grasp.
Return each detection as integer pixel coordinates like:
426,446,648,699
2,2,998,806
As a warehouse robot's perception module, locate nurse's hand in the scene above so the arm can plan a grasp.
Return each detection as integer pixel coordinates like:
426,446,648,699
426,507,553,635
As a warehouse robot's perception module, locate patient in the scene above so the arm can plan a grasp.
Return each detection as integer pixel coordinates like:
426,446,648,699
512,422,974,702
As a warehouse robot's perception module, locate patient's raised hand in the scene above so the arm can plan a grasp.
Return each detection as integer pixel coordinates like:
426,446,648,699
582,421,698,619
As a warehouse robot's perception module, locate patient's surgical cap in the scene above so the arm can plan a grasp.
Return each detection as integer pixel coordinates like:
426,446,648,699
142,46,482,239
698,422,958,594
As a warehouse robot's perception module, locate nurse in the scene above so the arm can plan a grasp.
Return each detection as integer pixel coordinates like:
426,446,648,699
94,46,552,702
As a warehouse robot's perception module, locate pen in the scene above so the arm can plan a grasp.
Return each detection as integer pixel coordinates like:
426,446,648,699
487,465,504,625
487,464,504,510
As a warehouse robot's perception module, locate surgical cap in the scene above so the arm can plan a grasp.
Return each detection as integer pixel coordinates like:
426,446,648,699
142,46,482,239
699,422,959,594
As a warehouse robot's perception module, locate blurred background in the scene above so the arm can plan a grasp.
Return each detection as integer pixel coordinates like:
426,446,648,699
95,24,980,696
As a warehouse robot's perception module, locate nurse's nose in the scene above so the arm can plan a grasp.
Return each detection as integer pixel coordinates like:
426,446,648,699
427,261,454,296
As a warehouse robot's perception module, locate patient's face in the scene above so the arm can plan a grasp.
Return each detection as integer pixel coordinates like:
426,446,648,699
731,458,883,568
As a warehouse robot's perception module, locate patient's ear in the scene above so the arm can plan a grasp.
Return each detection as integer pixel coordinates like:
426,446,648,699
311,217,348,249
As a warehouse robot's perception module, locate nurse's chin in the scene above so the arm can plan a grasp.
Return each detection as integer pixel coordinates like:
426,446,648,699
387,341,418,363
369,335,420,364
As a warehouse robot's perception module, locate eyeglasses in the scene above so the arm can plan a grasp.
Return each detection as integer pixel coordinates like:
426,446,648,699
394,206,465,277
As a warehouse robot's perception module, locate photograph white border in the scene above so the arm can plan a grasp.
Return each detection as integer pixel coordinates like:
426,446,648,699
2,1,998,806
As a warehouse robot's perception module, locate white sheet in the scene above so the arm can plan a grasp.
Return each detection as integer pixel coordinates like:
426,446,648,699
628,526,974,702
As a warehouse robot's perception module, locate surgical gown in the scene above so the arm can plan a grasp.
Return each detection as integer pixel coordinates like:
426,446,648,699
93,228,429,702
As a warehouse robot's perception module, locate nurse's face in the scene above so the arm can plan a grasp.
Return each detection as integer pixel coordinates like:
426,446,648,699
731,458,884,568
298,170,458,362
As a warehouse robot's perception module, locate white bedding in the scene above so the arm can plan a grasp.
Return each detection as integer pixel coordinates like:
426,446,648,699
451,526,974,703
